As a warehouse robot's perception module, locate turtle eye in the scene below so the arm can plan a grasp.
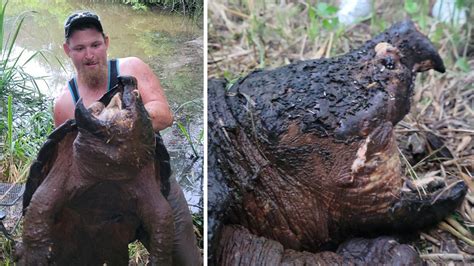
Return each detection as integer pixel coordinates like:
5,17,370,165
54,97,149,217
381,56,396,70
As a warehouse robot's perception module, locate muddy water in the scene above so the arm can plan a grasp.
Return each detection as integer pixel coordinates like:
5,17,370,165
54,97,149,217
7,1,203,212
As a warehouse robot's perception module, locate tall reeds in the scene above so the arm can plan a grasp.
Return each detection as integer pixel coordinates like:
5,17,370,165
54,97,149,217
0,1,53,182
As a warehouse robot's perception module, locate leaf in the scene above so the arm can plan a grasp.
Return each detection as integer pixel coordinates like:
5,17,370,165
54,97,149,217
316,3,338,17
322,18,339,31
404,0,419,14
223,70,233,81
455,0,466,9
455,57,470,72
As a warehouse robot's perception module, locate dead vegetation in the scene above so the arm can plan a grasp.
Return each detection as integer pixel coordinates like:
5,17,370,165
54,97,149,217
208,0,473,264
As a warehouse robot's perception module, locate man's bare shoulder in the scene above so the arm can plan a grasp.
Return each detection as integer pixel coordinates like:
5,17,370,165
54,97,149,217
118,57,150,74
53,86,75,127
117,57,173,130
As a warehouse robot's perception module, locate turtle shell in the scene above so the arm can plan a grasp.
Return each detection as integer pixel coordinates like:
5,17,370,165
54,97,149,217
22,85,171,214
19,76,174,265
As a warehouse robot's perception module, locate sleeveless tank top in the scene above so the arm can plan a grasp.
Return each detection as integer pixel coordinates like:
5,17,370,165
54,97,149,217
67,59,120,104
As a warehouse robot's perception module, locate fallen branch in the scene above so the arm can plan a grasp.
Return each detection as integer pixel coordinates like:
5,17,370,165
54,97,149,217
420,253,474,261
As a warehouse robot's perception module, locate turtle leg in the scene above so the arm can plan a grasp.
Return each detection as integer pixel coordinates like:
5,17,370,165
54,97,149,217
214,225,344,265
214,226,422,265
20,173,70,265
135,167,174,265
336,236,422,264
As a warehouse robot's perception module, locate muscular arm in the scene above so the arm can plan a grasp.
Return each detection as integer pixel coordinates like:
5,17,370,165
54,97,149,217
53,87,75,128
119,57,173,131
54,57,173,131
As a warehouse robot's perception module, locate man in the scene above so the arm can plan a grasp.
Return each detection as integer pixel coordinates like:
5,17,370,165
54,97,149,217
55,11,173,130
54,11,201,265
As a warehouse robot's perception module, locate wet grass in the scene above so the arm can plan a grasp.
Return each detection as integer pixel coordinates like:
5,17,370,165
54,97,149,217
209,0,473,263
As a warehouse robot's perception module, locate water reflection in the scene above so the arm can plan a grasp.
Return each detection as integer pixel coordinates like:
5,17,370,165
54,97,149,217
7,0,203,212
7,0,202,101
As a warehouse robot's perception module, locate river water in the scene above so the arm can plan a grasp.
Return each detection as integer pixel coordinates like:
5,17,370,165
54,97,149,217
6,0,203,212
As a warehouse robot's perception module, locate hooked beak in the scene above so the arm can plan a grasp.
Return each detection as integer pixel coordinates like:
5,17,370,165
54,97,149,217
75,98,106,137
384,20,446,73
74,75,146,138
431,53,446,73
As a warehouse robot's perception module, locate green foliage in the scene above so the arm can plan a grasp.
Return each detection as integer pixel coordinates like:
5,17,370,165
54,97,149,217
6,94,12,153
455,57,470,72
125,0,148,11
175,98,203,158
307,2,340,41
249,13,266,68
404,0,419,14
223,70,241,90
192,212,203,248
0,1,53,181
369,1,386,34
122,0,203,17
424,0,472,73
307,4,318,41
13,109,53,160
0,238,13,263
404,0,429,31
128,241,148,264
177,119,199,158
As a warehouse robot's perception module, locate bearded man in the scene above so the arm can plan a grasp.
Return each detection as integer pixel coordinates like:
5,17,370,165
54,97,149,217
52,11,201,265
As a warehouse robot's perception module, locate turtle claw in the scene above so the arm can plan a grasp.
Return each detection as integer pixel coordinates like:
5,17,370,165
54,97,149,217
389,181,467,230
337,237,422,265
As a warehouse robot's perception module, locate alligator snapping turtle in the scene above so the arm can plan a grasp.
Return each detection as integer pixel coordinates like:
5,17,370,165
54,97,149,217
19,76,175,265
208,20,467,264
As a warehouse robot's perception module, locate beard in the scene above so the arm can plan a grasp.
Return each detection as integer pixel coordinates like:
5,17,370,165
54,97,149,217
80,61,108,89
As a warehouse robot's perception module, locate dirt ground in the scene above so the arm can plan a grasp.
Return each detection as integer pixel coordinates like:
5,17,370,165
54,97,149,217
208,0,473,264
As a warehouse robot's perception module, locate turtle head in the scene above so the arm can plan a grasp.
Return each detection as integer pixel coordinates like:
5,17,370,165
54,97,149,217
369,20,445,73
74,76,155,178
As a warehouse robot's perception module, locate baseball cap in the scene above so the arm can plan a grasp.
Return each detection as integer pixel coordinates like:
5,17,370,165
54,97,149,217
64,11,103,39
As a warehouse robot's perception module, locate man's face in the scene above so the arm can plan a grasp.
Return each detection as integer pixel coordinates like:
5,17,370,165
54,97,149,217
63,28,109,87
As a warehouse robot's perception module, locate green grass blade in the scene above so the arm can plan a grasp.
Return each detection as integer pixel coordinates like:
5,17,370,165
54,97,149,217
0,1,8,53
177,120,198,158
7,93,12,152
198,129,203,144
4,15,26,67
22,50,41,66
10,48,25,68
